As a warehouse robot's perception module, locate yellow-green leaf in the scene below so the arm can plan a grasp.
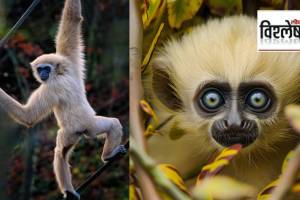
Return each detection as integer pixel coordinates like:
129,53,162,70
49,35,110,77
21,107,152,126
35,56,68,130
130,183,141,200
140,99,158,123
197,144,242,183
167,0,203,29
142,23,164,70
282,151,294,173
285,104,300,133
193,176,256,200
142,0,166,28
257,179,278,200
158,164,188,193
145,124,156,137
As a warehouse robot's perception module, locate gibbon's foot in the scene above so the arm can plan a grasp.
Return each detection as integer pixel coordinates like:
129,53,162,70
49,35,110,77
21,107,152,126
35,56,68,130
63,191,80,200
103,145,127,162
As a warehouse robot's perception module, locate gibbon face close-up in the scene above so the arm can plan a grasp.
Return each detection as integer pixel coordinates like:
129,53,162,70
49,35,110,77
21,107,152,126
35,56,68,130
145,15,300,194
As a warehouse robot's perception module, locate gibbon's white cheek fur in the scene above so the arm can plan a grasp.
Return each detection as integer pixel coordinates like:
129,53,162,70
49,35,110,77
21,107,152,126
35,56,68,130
146,15,300,190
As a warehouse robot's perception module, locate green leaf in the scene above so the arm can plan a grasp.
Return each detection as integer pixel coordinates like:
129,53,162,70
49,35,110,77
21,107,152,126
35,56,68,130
143,0,166,28
167,0,203,29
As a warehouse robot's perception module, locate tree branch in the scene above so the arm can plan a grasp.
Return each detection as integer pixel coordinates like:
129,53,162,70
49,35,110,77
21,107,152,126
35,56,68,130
130,138,191,200
270,143,300,200
129,1,161,200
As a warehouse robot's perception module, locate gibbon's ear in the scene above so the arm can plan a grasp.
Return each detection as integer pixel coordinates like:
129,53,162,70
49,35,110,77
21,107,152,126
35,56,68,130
152,66,183,111
55,63,66,75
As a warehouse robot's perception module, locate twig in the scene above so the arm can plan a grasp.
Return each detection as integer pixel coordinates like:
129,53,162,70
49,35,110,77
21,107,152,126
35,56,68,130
130,138,191,200
270,143,300,200
129,0,161,200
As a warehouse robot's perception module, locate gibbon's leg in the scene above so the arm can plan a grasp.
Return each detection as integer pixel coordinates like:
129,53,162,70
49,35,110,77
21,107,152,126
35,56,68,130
93,116,124,161
54,130,80,199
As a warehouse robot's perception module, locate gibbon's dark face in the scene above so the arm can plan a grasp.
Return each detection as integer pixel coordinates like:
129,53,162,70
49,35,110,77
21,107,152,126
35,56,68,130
194,81,277,147
37,64,52,81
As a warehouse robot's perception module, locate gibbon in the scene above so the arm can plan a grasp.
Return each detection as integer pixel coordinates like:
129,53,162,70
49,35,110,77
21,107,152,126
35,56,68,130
146,16,300,191
0,0,124,199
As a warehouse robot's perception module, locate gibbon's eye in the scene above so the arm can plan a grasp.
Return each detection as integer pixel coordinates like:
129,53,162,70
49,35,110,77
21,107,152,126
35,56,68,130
198,88,225,112
246,89,271,112
37,66,51,73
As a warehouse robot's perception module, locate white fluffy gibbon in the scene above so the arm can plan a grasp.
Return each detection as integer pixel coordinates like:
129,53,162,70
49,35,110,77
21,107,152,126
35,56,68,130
146,16,300,191
0,0,124,199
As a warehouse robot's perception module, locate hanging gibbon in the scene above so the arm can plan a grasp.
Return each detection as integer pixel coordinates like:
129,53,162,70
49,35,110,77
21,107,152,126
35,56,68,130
145,15,300,191
0,0,125,199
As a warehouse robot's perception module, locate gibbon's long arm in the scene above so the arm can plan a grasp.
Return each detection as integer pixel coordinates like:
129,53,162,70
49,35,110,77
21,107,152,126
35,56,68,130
55,0,83,60
0,88,57,127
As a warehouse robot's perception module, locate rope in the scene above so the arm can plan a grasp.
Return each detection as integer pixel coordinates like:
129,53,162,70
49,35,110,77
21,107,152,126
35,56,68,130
0,0,41,48
75,140,129,194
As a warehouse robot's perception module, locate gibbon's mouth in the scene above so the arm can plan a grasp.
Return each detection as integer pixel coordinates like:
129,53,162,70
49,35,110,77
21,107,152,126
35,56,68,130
211,127,258,148
40,76,48,81
213,134,257,147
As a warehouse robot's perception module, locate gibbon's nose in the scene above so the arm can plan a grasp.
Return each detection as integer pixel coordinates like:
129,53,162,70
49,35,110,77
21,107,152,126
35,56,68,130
225,106,243,128
40,71,49,81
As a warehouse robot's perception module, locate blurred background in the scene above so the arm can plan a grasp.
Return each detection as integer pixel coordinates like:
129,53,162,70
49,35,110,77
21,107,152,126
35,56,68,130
0,0,128,199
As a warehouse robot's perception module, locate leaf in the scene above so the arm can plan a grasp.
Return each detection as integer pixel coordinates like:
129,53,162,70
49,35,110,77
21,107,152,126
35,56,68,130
130,183,141,200
257,179,278,200
207,0,242,16
142,0,166,28
285,104,300,133
281,150,300,195
258,150,300,198
167,0,203,29
282,151,294,173
140,99,158,122
193,176,256,200
145,124,156,137
197,144,242,183
142,23,164,70
158,164,188,193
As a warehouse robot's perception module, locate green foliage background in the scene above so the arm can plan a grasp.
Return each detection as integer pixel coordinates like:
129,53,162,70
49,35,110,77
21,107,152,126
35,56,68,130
0,0,128,199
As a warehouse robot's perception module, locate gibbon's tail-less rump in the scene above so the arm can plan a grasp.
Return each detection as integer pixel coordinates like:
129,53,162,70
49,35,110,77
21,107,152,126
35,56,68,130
146,16,300,191
0,0,124,199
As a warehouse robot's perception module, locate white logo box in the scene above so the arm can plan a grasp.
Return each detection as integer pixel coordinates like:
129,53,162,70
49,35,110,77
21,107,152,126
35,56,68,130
257,10,300,51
